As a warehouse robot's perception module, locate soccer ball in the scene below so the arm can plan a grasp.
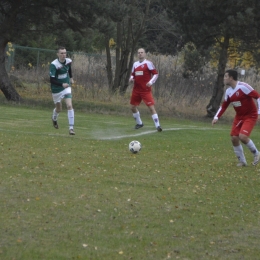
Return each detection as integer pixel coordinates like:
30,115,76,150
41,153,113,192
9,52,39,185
129,140,142,154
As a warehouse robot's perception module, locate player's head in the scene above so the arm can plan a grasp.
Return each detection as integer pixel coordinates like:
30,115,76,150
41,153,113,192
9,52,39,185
225,69,238,80
57,46,67,62
137,48,146,61
224,69,238,86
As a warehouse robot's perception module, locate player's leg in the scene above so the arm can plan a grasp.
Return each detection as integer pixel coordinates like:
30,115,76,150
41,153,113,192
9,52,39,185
64,95,75,135
231,136,247,166
231,119,247,166
147,105,162,131
239,118,259,165
142,92,162,132
52,93,62,129
130,92,143,129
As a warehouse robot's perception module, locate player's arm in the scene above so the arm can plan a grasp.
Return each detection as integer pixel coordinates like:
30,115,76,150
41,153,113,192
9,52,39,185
68,66,74,84
212,100,230,125
129,75,134,83
251,91,260,111
248,90,260,121
129,65,135,83
255,95,260,122
147,62,158,86
50,77,69,88
147,72,159,87
50,76,62,86
248,89,260,99
257,98,260,122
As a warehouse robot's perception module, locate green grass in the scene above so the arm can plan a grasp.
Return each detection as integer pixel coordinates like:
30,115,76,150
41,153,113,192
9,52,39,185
1,104,260,260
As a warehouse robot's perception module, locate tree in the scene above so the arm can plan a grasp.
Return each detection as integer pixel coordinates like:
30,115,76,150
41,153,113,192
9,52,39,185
182,42,205,78
92,0,157,94
0,0,96,101
0,0,154,100
0,0,55,101
139,5,180,56
163,0,260,117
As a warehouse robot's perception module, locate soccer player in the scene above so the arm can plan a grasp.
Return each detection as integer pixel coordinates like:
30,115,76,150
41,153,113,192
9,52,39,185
49,47,75,135
129,48,162,132
212,69,260,166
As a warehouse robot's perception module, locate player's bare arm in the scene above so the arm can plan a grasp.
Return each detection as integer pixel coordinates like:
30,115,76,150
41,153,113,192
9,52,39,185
212,118,218,126
257,98,260,122
129,75,134,83
62,83,70,88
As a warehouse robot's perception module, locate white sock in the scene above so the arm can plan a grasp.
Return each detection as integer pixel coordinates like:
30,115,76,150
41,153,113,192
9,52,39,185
233,145,247,163
52,108,59,121
68,109,74,129
133,112,142,125
246,139,259,155
152,114,160,128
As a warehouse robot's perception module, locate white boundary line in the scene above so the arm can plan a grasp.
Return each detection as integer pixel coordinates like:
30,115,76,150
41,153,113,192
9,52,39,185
0,126,224,140
98,127,224,140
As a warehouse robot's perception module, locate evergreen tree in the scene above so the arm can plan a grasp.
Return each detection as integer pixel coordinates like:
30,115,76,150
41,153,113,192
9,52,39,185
164,0,260,117
0,0,53,100
0,0,97,101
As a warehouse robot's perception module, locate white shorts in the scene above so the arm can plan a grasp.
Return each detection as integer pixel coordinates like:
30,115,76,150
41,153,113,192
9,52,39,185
52,87,72,104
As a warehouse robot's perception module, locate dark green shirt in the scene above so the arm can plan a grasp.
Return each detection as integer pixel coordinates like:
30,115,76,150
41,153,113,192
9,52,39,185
49,58,72,93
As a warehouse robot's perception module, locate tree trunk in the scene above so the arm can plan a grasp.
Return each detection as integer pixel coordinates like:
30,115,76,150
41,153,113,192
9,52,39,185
120,0,151,94
112,22,122,93
103,0,151,95
206,35,230,117
118,19,132,93
105,36,113,92
0,40,21,101
120,17,135,94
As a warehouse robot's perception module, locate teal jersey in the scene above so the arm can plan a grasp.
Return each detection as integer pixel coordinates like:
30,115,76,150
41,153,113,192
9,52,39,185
49,58,72,93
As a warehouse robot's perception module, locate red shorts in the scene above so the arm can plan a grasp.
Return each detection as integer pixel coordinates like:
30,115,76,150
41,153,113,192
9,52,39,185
230,117,257,136
130,90,155,106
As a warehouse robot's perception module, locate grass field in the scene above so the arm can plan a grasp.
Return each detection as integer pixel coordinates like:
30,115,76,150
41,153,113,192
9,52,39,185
1,104,260,260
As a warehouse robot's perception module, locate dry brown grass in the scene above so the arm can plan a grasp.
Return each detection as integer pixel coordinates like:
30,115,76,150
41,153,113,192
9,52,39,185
6,51,260,120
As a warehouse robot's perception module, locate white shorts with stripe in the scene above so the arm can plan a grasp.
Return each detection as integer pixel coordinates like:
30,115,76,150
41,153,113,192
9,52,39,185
52,87,72,104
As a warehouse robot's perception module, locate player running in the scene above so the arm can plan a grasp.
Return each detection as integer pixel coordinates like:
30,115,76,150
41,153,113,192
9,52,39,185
129,48,162,132
212,69,260,166
49,47,75,135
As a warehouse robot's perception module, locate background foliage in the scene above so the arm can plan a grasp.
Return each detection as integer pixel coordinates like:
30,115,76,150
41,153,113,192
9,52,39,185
1,0,260,111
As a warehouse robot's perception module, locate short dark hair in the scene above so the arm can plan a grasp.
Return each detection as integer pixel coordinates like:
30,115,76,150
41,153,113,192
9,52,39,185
225,69,238,81
57,46,66,52
137,48,146,53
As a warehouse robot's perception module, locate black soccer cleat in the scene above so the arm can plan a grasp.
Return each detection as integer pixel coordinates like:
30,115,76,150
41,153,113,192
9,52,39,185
135,123,144,129
52,119,59,129
157,126,162,132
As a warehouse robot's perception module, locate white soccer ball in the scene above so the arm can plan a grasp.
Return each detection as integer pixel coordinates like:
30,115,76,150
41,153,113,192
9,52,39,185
129,140,142,154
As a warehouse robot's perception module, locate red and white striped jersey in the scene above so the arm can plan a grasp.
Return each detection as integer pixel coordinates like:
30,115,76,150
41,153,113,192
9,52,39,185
130,59,158,91
215,81,260,120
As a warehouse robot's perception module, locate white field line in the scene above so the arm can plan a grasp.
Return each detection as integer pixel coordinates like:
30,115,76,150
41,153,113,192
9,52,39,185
98,127,224,140
0,126,224,140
